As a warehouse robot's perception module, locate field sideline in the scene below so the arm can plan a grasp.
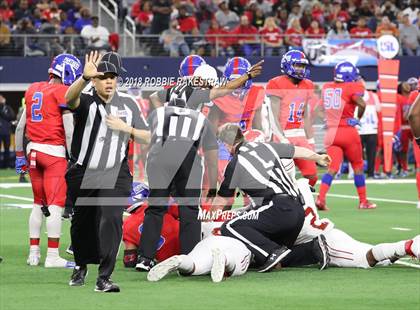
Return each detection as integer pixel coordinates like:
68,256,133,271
0,169,419,310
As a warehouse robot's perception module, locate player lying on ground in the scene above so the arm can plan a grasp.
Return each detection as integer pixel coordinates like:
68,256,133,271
148,177,420,282
282,178,420,269
15,53,81,268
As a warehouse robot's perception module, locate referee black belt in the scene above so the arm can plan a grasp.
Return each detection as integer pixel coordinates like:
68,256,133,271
266,193,305,205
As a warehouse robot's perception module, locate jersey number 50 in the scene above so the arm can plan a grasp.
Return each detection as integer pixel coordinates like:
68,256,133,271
324,88,342,110
31,92,43,122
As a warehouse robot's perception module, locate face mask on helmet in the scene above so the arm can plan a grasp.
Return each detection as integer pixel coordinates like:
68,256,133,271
179,55,206,77
224,57,252,97
48,53,82,85
281,50,310,80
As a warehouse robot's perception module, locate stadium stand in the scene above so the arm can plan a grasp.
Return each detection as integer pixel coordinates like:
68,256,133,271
0,0,418,57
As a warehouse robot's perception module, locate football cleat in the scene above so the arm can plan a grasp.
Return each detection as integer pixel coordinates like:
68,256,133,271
66,244,74,256
313,234,330,270
258,246,291,273
358,201,377,210
315,197,329,211
95,278,120,293
135,256,155,272
45,256,75,268
406,235,420,259
27,247,41,266
69,266,88,286
210,248,227,283
147,256,181,282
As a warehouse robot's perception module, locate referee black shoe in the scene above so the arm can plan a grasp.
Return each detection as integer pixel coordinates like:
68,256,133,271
313,234,330,271
69,265,88,286
94,278,120,293
135,256,155,272
258,246,291,273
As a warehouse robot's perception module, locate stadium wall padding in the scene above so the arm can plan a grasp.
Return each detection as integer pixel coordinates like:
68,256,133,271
0,56,419,84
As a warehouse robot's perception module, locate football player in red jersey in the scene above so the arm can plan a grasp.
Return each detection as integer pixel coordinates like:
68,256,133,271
15,54,82,268
208,57,265,181
408,79,420,209
396,82,413,176
266,50,318,188
316,61,376,210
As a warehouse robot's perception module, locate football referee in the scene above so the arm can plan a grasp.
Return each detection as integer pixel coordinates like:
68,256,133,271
214,123,331,272
64,51,150,292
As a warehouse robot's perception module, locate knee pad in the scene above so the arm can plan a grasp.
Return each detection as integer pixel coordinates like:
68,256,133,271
46,205,63,238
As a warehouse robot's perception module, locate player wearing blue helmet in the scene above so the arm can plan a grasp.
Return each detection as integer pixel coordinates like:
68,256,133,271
317,61,376,211
178,55,206,77
48,53,83,86
266,50,319,189
15,53,82,269
208,57,264,184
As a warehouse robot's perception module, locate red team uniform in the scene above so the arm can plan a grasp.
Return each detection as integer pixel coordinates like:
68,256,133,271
24,82,69,207
212,85,265,179
408,90,420,201
317,62,375,210
266,75,318,186
123,204,180,262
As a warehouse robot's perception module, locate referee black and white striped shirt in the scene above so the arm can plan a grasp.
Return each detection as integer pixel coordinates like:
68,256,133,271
71,88,148,170
148,104,217,151
157,83,214,111
218,142,300,205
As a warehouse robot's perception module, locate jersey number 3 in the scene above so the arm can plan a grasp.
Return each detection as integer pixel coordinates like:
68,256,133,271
31,92,43,122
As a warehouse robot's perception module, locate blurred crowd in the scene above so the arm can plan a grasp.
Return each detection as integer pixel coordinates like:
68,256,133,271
0,0,419,56
0,0,118,56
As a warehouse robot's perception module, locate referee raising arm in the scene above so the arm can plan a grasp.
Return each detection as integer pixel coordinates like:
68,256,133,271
65,51,149,292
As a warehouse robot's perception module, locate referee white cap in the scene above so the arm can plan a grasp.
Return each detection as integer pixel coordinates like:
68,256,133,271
193,64,218,86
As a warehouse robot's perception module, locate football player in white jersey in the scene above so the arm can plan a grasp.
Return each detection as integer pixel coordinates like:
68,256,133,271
285,166,420,269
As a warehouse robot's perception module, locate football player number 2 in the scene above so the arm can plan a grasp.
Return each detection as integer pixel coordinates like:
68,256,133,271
31,92,43,122
324,88,342,110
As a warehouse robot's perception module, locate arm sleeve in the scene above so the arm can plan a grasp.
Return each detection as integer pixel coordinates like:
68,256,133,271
351,82,365,103
218,155,240,198
62,113,74,155
55,85,69,109
200,117,218,152
186,88,211,108
265,79,282,98
269,142,295,158
71,93,90,114
157,89,169,103
15,107,26,153
129,97,149,130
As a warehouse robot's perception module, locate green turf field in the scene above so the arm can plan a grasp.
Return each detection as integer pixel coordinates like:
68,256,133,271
0,169,419,310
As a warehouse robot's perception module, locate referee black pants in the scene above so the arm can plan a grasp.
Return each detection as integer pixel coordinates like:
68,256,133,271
66,162,131,280
221,195,305,267
361,134,377,177
139,143,203,259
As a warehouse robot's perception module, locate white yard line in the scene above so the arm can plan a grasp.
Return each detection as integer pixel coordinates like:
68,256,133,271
394,260,420,269
391,227,412,231
3,204,33,209
0,194,33,202
0,183,32,189
331,179,416,184
317,193,417,205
